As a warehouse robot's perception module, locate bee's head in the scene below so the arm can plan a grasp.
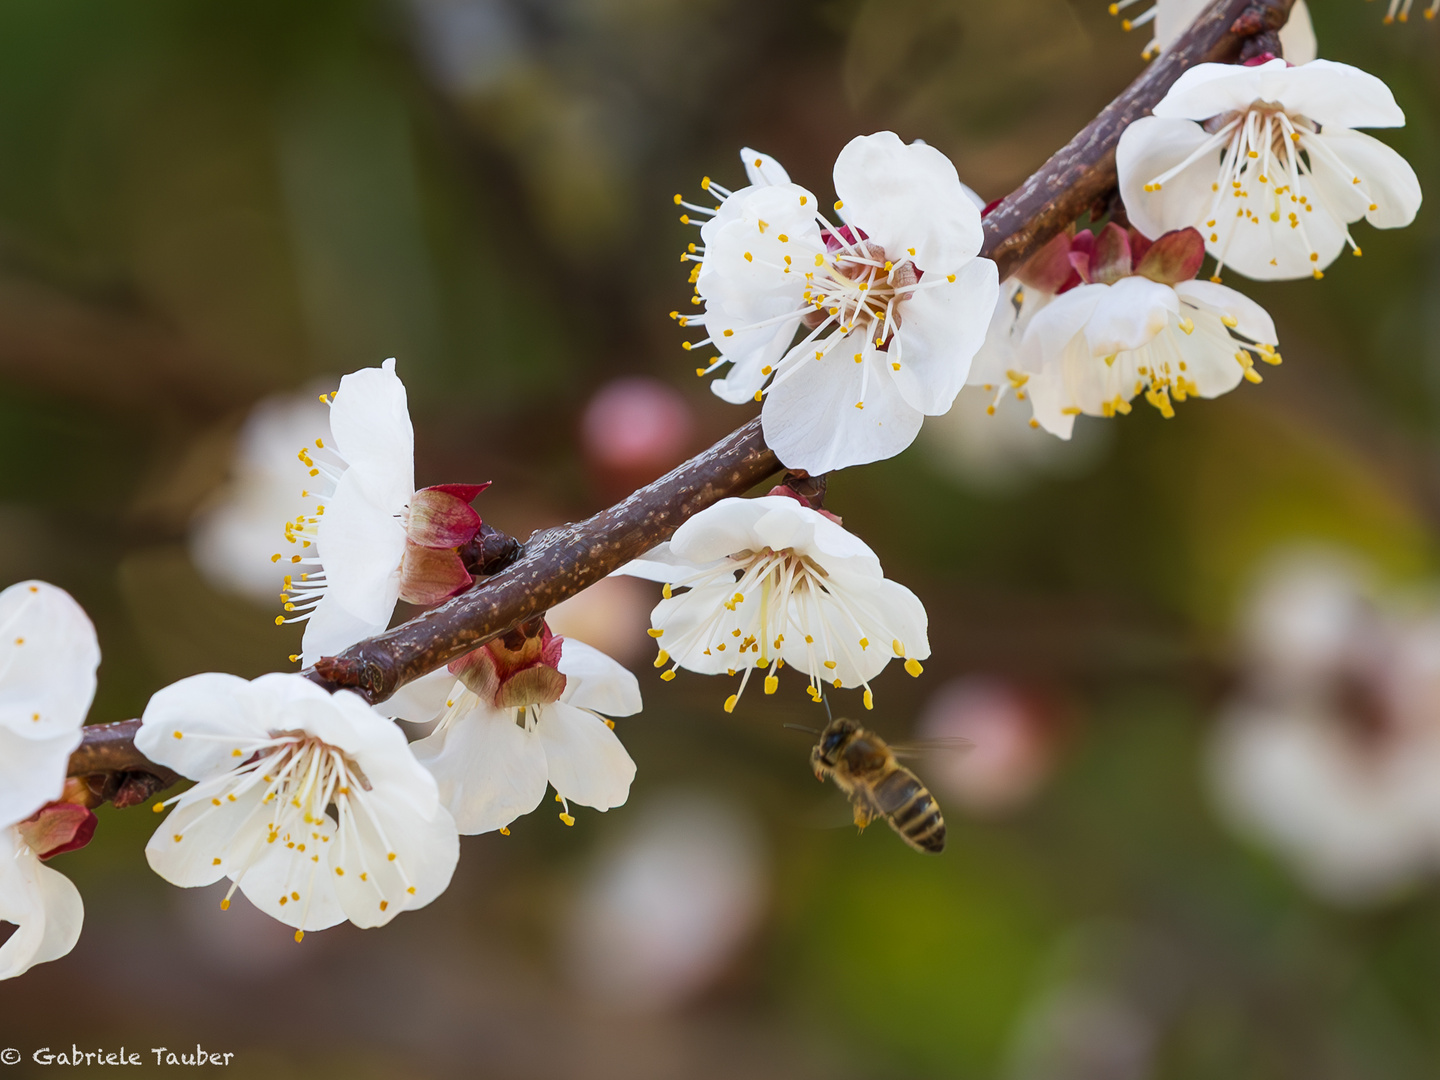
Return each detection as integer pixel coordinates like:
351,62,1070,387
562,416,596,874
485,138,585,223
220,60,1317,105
816,717,861,764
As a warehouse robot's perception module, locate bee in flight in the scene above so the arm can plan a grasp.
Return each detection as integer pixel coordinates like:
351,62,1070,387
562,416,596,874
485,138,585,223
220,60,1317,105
809,717,946,854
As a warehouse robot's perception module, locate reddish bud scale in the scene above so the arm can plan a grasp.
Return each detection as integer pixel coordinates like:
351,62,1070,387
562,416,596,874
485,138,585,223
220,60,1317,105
397,483,492,606
17,802,98,860
450,620,568,709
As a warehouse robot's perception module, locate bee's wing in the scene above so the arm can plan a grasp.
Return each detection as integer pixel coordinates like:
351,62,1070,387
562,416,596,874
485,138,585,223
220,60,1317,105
888,737,974,761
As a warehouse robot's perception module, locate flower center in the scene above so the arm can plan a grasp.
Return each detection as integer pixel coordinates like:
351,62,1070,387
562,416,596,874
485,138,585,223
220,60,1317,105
673,176,958,412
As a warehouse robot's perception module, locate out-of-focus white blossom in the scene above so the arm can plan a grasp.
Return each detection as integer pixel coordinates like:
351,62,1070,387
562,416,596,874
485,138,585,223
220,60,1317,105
1208,549,1440,905
560,791,767,1014
917,676,1055,815
189,386,331,605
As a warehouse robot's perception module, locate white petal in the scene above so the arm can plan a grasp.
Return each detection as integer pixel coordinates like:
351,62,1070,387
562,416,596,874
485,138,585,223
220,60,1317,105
233,824,348,933
778,575,929,686
558,639,643,717
0,828,83,981
1174,279,1278,344
379,667,455,725
538,701,636,811
300,594,391,666
740,147,790,187
1115,116,1217,245
327,358,415,509
0,580,99,742
1209,170,1347,280
1307,128,1422,232
136,672,272,782
613,541,724,583
761,332,925,473
1278,60,1405,131
832,131,983,272
411,705,548,834
0,730,84,829
311,467,406,627
1151,62,1272,121
1019,285,1106,373
1024,364,1079,441
331,788,458,927
889,257,999,414
649,584,746,676
966,278,1025,388
1171,314,1248,399
704,294,800,404
667,498,773,564
761,501,879,567
1083,277,1179,357
1279,0,1317,66
144,780,272,889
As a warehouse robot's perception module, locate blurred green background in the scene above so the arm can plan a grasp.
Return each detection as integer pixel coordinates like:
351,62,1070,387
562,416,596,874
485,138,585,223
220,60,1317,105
0,0,1438,1076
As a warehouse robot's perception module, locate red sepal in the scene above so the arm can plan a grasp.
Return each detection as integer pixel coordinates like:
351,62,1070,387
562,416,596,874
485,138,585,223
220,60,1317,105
17,802,98,860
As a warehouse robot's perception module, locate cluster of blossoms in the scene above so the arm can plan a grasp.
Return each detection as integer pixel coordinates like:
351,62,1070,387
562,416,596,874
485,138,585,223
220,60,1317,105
1,3,1425,984
961,54,1419,441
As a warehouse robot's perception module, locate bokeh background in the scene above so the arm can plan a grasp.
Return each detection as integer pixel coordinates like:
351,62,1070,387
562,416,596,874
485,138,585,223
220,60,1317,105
0,0,1438,1076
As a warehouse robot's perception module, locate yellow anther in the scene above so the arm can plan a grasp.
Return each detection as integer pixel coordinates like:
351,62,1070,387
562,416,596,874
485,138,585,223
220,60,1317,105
904,658,923,677
559,812,575,827
764,675,778,695
653,650,670,668
724,694,738,713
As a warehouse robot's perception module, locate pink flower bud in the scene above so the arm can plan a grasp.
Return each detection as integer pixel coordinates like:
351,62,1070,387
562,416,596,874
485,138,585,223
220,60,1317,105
397,483,491,606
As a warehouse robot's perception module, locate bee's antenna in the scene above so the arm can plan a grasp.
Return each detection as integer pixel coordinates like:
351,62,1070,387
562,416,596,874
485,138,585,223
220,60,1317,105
821,689,833,726
782,722,820,736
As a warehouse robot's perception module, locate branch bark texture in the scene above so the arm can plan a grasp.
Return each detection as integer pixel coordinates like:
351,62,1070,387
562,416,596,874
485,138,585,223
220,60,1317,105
68,0,1297,789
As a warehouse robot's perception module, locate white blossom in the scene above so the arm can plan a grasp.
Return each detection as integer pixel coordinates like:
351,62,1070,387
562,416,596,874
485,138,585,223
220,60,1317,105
1117,58,1421,281
0,580,99,981
676,133,999,474
1208,550,1440,904
189,385,332,605
137,672,459,939
274,359,488,664
0,581,100,828
619,494,929,712
1016,226,1280,439
393,629,641,835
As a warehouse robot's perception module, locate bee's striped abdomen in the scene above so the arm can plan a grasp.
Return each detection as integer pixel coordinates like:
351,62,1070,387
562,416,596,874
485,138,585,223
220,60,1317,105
874,767,946,853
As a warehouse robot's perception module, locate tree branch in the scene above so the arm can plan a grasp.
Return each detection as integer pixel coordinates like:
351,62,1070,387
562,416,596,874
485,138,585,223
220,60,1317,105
67,0,1296,791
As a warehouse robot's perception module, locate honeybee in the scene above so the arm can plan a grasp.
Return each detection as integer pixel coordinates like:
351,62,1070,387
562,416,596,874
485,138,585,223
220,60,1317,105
809,717,946,854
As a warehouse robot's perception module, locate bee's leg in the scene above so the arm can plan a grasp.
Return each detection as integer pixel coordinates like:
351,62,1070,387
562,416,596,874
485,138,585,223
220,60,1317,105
851,801,874,831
